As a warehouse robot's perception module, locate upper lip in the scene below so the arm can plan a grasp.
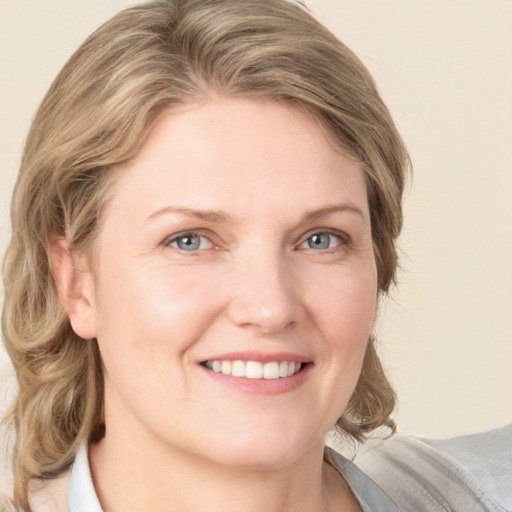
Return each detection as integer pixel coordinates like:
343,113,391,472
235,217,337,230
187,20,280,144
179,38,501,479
200,351,312,364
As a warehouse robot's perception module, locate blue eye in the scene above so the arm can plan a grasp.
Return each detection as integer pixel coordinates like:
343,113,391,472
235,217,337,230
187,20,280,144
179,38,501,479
169,233,211,251
303,232,342,250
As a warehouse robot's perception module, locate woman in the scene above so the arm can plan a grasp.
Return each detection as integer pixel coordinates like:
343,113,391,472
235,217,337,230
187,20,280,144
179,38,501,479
1,1,509,511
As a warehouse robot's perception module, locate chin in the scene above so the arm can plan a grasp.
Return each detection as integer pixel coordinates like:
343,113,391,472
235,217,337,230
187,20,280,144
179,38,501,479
211,444,304,471
195,421,324,471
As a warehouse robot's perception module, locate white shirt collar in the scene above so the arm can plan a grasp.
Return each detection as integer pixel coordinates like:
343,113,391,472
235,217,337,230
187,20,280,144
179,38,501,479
69,444,103,512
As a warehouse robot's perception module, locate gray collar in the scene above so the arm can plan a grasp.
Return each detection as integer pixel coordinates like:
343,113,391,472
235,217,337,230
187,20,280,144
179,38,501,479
325,447,401,512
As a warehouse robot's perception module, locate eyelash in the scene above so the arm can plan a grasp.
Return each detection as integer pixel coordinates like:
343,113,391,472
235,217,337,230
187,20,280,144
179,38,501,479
163,229,350,253
165,231,217,252
297,229,349,253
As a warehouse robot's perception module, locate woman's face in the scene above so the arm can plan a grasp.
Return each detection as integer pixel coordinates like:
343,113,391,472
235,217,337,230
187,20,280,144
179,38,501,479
81,98,377,469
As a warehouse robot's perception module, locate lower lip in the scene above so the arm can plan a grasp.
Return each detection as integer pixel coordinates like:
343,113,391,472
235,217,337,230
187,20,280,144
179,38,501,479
199,364,312,395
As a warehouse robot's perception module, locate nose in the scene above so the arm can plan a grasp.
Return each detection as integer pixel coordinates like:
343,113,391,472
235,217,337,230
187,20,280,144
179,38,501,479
226,251,305,335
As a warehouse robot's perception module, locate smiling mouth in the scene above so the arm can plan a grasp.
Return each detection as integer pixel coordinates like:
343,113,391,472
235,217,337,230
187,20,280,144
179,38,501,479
201,360,304,379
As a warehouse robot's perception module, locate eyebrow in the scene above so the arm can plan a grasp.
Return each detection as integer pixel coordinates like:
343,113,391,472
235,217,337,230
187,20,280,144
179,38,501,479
301,203,366,222
146,203,365,224
146,207,231,223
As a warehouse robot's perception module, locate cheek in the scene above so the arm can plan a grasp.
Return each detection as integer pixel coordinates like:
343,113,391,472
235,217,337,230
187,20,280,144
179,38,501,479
93,258,225,363
309,264,377,338
298,264,377,425
91,261,227,416
306,263,377,396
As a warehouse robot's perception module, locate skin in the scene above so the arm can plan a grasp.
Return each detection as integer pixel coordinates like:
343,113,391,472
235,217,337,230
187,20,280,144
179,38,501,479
55,98,377,511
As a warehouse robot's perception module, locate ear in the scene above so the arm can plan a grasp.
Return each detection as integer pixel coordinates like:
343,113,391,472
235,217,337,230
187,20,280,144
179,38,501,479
50,237,97,339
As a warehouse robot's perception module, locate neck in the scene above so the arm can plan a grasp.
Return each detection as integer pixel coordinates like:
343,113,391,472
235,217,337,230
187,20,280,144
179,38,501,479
89,428,358,512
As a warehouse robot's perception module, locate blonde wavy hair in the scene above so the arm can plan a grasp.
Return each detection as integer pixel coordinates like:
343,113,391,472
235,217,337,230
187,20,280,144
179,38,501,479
2,0,410,509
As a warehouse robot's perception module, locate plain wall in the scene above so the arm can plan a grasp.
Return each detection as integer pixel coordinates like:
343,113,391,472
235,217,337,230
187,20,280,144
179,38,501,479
1,0,511,462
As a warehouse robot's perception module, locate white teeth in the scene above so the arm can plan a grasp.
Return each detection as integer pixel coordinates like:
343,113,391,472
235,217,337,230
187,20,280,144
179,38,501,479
279,361,289,377
263,361,279,379
204,360,304,379
246,361,263,379
231,360,245,377
221,361,231,375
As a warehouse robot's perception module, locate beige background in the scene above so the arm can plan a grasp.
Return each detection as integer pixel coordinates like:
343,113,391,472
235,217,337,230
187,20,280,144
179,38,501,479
0,0,511,451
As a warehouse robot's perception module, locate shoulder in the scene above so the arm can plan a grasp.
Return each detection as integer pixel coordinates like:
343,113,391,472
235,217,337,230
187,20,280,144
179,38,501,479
28,468,71,512
0,494,16,512
354,424,512,512
0,475,71,512
0,451,71,512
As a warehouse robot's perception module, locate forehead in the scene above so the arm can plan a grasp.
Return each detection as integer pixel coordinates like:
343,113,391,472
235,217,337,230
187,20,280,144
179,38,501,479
106,98,368,224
